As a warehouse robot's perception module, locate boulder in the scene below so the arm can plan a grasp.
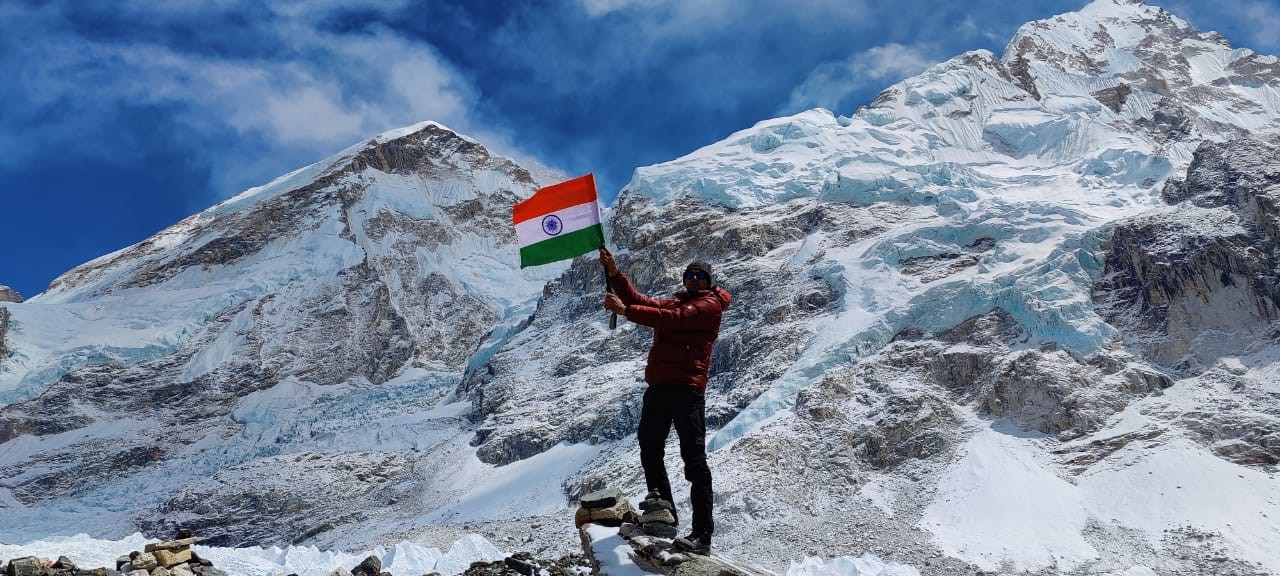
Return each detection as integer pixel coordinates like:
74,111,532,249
9,557,42,576
502,553,537,576
54,557,77,571
327,569,353,576
186,553,210,569
639,504,679,538
131,554,158,572
638,495,675,514
170,565,195,576
152,567,173,576
580,487,624,510
144,539,198,553
574,496,636,528
117,557,131,571
641,522,678,539
152,550,191,569
350,556,381,576
638,508,675,525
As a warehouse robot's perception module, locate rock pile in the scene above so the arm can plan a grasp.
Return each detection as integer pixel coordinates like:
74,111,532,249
458,552,591,576
327,554,389,576
575,487,767,576
635,493,677,539
3,556,81,576
116,536,225,576
2,536,226,576
573,488,635,528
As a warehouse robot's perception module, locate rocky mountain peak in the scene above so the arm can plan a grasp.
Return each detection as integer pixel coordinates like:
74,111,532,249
1002,0,1280,116
1005,0,1194,69
350,122,536,186
0,284,21,303
39,121,534,302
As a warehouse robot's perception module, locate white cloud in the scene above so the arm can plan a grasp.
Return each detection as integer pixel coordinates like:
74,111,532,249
0,2,521,202
782,43,937,114
1226,0,1280,50
576,0,871,40
1169,0,1280,52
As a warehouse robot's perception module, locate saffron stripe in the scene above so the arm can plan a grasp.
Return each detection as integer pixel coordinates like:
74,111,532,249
512,174,598,225
519,224,605,268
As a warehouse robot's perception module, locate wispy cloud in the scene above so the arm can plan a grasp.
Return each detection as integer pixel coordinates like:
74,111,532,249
0,2,486,203
782,43,938,115
1167,0,1280,53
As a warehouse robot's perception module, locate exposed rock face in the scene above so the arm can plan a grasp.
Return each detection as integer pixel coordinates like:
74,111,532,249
1094,139,1280,369
0,306,9,361
463,195,909,466
0,284,21,303
138,451,416,547
791,309,1169,465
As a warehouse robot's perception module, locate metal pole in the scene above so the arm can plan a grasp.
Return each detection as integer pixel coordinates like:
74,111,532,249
605,265,618,330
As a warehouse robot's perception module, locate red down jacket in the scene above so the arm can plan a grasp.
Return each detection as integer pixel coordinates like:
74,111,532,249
609,272,732,393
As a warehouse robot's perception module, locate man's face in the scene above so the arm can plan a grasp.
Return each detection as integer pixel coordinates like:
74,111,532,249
683,269,711,291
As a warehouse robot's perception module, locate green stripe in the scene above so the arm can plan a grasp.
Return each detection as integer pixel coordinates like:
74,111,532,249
519,224,605,268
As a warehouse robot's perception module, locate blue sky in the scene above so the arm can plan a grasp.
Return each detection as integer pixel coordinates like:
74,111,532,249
2,0,1279,298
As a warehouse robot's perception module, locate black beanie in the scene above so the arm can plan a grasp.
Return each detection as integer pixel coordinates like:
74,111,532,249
686,260,713,283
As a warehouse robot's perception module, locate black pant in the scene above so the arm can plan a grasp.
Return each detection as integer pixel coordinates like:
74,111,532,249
637,384,713,536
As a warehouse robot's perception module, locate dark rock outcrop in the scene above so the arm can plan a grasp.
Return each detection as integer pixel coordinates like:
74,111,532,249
1,305,9,361
1094,139,1280,369
0,284,21,303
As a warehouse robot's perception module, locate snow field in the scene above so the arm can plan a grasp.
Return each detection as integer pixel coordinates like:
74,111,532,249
920,380,1280,574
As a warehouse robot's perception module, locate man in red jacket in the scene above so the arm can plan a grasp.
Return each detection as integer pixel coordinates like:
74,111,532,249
600,247,732,555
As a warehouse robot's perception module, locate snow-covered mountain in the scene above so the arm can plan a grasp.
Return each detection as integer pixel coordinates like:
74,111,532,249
466,0,1280,573
0,122,567,545
2,1,1278,574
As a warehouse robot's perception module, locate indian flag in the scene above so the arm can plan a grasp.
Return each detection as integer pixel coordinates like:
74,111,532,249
513,173,605,268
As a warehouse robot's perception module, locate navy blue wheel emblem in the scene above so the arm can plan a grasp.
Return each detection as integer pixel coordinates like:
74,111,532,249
541,214,564,236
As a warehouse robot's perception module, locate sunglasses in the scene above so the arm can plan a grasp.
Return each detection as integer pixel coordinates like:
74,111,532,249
683,270,709,281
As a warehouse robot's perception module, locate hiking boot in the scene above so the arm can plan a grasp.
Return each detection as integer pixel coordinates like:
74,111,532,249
672,532,711,555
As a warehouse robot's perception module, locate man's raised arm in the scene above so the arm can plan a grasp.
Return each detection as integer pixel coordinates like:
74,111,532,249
623,297,723,331
600,247,663,308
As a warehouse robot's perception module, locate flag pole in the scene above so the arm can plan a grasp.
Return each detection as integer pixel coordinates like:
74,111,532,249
604,257,618,330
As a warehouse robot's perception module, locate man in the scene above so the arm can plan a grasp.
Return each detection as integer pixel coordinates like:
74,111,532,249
600,247,732,555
